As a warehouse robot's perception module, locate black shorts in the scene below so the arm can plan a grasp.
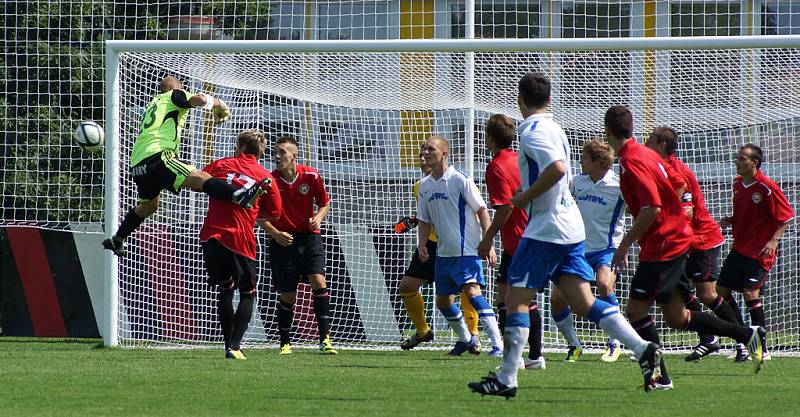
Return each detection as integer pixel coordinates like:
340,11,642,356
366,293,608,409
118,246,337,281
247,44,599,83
685,245,721,283
270,233,326,293
132,151,196,201
630,254,690,304
201,238,257,294
495,250,513,284
403,239,437,282
718,249,768,292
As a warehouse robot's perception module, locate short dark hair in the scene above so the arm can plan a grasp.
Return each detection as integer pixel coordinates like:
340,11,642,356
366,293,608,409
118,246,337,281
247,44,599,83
486,114,516,149
237,130,267,157
276,136,299,148
649,127,678,155
518,73,550,109
604,106,633,139
741,143,764,169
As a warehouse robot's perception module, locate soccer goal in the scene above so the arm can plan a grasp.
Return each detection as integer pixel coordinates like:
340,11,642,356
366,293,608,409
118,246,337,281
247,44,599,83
105,37,800,354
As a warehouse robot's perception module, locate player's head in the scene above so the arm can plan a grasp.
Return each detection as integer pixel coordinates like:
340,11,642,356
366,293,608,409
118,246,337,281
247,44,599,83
517,73,550,114
736,143,763,176
604,106,633,149
160,76,183,93
485,113,515,153
236,130,267,158
275,136,300,171
580,139,614,175
418,143,432,175
646,127,678,157
422,136,449,173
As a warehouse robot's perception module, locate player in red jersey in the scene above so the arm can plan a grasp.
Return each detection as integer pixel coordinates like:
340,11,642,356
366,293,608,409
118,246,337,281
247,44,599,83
718,143,794,361
200,130,283,360
261,136,337,355
645,127,742,362
605,106,765,380
477,113,544,369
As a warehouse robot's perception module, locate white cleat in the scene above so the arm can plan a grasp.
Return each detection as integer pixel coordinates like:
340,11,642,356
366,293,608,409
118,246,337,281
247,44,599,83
524,356,546,370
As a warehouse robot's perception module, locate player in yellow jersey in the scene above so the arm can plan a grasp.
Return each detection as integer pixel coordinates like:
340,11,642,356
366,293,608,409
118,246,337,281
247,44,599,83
103,76,270,257
395,146,481,351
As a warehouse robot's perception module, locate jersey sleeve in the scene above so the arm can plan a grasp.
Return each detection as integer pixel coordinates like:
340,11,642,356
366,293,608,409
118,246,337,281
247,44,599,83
202,160,217,175
624,159,662,209
768,182,795,224
171,89,193,109
314,171,332,207
258,173,283,220
485,163,514,207
462,177,487,212
522,131,564,175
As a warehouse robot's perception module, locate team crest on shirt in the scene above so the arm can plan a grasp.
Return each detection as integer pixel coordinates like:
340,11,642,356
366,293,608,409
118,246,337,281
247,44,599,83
752,192,762,204
299,183,310,195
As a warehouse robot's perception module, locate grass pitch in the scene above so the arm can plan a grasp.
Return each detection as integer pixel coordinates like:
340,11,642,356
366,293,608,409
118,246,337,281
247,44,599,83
1,338,798,417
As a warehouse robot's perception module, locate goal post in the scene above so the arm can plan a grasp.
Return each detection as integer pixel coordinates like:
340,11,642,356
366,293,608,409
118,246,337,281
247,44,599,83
105,36,800,352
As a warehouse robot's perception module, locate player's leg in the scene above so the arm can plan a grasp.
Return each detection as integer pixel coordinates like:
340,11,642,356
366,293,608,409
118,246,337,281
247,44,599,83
526,301,545,369
433,257,474,355
551,286,581,361
270,239,300,354
399,239,436,349
496,282,508,332
229,256,258,358
742,263,769,359
595,265,621,362
460,290,481,351
301,234,336,354
463,281,502,356
201,239,241,359
718,250,751,361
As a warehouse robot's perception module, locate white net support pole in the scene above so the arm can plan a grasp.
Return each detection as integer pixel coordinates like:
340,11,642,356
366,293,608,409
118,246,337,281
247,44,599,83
104,45,121,347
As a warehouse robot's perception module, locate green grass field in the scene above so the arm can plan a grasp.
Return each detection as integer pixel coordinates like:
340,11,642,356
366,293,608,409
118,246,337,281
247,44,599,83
1,338,798,417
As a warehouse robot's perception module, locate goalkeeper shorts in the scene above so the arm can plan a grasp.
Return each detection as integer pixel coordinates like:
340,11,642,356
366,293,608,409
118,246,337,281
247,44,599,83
132,150,197,201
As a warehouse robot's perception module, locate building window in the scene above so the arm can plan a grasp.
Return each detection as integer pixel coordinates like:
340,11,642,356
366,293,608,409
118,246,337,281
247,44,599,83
762,2,800,35
451,2,540,39
671,2,741,37
319,2,391,40
561,3,631,38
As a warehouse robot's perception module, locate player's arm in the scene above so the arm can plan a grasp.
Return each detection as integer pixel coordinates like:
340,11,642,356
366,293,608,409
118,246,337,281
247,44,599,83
309,204,330,232
476,206,497,266
511,160,567,209
761,186,796,258
612,206,660,271
417,220,432,262
178,90,230,125
260,220,293,247
478,205,512,258
760,221,791,259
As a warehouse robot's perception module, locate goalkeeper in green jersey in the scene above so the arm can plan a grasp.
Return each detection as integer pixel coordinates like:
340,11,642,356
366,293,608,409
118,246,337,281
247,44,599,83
103,76,270,257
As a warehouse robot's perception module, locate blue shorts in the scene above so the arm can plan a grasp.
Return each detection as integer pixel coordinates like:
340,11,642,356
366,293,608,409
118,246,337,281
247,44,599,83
434,256,485,296
508,238,594,289
586,248,615,272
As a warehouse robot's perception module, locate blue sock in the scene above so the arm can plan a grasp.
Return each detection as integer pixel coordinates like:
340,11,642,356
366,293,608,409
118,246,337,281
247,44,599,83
468,295,494,318
599,293,619,307
587,299,617,324
553,307,572,323
438,303,462,321
506,312,530,329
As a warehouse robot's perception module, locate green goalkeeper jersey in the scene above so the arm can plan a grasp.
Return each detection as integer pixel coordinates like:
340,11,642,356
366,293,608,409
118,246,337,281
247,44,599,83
130,89,196,166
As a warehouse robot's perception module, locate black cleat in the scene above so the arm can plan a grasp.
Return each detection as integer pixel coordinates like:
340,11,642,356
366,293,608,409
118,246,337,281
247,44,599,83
468,374,517,398
400,330,434,350
639,343,663,393
685,339,721,362
733,344,750,363
102,237,126,257
233,178,272,209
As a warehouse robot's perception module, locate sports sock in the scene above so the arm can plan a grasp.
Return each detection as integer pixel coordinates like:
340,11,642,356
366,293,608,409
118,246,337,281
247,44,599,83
589,300,648,358
496,312,530,388
400,291,430,336
115,208,146,240
684,310,749,344
217,290,235,350
746,299,767,351
460,291,479,336
231,293,254,350
632,316,661,344
469,295,502,348
202,177,237,200
726,296,746,325
529,303,543,359
438,303,471,343
598,294,620,346
553,307,581,348
277,298,294,346
312,288,332,341
686,295,715,344
709,295,739,325
497,302,507,334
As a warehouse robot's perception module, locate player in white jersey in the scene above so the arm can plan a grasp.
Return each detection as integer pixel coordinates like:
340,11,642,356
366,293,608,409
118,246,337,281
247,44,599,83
468,73,663,398
550,139,626,363
416,136,504,356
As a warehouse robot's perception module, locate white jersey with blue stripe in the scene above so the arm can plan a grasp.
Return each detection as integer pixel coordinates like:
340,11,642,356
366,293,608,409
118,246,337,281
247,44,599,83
572,170,626,253
417,165,487,257
517,113,585,244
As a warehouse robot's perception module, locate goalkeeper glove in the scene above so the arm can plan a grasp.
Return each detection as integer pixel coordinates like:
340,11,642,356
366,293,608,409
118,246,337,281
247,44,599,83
212,99,231,125
393,216,419,233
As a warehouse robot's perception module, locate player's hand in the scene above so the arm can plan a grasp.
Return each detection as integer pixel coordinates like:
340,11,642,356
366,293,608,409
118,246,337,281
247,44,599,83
273,231,294,247
477,238,493,259
487,246,497,267
212,99,231,125
719,216,733,228
418,245,429,263
611,244,630,274
510,192,527,209
393,216,418,233
759,239,778,259
309,216,321,232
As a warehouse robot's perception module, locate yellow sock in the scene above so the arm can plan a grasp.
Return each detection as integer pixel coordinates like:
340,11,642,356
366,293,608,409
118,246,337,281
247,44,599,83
461,291,479,335
400,291,430,336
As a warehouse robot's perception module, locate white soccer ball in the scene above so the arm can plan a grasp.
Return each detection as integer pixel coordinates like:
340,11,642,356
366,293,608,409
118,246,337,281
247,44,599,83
74,121,105,151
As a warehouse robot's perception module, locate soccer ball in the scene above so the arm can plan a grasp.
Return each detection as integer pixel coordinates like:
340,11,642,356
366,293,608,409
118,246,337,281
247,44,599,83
74,121,105,151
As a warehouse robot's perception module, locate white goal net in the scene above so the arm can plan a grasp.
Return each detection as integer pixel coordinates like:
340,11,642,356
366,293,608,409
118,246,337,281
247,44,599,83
106,38,800,353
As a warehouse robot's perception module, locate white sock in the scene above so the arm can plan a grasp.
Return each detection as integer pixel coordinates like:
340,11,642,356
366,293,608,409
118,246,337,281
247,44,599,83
480,315,503,349
597,313,648,358
555,314,581,348
608,337,620,347
449,318,471,343
496,326,528,387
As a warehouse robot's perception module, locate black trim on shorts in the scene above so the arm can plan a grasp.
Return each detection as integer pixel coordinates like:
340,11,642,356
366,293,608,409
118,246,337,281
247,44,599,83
685,245,721,283
269,233,326,293
403,239,437,282
630,254,690,304
201,238,257,294
718,249,768,293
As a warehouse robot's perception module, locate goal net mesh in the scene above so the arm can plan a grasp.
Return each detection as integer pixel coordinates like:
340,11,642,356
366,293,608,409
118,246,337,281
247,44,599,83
113,46,800,352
